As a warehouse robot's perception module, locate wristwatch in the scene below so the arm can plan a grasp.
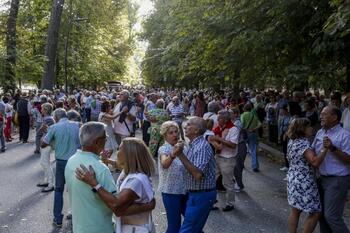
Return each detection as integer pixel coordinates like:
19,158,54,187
91,184,102,193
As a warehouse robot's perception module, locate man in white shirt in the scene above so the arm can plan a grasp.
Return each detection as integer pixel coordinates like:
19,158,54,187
113,90,137,146
167,96,185,140
209,110,239,212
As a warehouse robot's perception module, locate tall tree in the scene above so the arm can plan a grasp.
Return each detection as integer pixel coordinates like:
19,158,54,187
4,0,20,93
41,0,65,90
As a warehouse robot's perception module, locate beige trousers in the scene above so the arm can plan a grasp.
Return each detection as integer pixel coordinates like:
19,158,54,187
215,156,236,206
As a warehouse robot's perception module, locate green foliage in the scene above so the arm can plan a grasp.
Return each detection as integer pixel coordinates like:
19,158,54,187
142,0,350,91
0,0,136,90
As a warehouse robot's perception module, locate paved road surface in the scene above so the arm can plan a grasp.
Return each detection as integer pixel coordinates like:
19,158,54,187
0,132,349,233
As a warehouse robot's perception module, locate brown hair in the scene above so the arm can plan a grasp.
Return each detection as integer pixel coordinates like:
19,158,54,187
206,118,214,130
121,137,156,177
286,118,310,140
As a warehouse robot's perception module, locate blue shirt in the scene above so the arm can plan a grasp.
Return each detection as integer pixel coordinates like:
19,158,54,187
43,118,80,160
85,96,93,109
185,136,216,190
312,124,350,176
65,150,116,233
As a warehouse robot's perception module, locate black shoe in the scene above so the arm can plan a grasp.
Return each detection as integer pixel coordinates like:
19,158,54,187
34,150,40,154
41,186,54,192
37,182,49,187
211,206,219,210
52,220,62,228
23,140,28,143
66,213,72,220
1,148,5,153
253,168,260,173
222,205,234,212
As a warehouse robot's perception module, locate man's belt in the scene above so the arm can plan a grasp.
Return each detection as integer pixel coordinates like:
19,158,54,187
187,188,215,193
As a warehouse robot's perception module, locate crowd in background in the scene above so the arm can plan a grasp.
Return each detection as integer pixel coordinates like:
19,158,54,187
0,86,349,233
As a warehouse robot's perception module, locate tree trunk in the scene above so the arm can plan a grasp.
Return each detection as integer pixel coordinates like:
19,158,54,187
345,34,350,92
4,0,20,94
41,0,65,90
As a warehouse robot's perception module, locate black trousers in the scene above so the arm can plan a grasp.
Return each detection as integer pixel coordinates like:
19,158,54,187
19,115,30,142
142,120,151,146
234,142,247,189
85,108,91,122
268,123,278,144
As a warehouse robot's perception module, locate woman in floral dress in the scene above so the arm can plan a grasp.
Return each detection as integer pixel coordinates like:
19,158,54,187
146,99,169,157
286,118,328,233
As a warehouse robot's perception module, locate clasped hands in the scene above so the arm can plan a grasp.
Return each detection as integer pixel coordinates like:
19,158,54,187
322,136,334,151
171,141,185,159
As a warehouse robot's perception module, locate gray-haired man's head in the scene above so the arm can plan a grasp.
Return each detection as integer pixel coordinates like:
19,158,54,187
53,108,67,122
79,122,106,147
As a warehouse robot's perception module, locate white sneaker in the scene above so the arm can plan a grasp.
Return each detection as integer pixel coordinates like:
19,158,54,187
233,183,242,192
280,167,288,172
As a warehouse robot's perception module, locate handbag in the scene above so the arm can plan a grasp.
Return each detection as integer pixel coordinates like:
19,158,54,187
124,120,135,137
13,111,19,126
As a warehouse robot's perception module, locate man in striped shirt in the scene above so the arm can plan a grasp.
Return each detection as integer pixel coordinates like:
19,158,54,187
167,96,186,140
175,117,216,233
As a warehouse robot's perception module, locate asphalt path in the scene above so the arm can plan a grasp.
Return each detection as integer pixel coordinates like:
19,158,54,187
0,131,349,233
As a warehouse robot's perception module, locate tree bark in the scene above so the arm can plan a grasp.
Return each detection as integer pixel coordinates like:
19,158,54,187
345,34,350,92
4,0,20,94
41,0,65,90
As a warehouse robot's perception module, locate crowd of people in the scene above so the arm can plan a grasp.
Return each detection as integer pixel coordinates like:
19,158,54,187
0,87,349,233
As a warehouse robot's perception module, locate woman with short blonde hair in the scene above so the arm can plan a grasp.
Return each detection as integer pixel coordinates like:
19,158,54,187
160,121,179,137
158,121,187,233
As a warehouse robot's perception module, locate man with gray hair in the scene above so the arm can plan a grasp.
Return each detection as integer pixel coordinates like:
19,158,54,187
113,90,137,145
41,108,81,227
167,96,186,140
203,101,221,127
175,116,216,232
209,110,239,211
65,122,117,233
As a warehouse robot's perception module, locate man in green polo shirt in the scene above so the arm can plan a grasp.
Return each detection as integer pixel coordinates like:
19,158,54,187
241,102,261,172
65,122,116,233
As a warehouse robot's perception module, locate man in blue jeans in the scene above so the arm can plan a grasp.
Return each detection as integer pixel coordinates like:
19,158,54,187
176,117,216,233
41,108,80,228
